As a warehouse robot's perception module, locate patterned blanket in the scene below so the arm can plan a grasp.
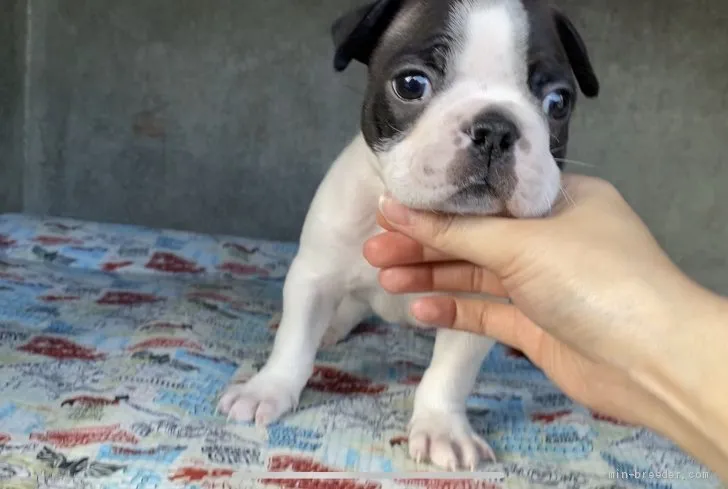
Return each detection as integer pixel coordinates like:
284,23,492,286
0,213,720,489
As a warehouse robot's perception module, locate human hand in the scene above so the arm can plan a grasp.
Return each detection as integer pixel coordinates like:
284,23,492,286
364,173,728,479
363,174,712,427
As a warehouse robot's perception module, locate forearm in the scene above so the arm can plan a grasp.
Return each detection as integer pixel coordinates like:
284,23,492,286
632,281,728,482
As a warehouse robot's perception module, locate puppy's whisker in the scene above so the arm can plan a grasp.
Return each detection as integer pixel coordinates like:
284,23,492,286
554,157,596,169
388,124,401,135
559,185,576,208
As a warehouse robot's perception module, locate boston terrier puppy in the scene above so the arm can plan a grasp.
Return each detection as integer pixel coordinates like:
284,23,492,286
220,0,599,470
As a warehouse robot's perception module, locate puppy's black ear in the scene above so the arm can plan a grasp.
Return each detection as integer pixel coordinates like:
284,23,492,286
331,0,403,72
552,9,599,98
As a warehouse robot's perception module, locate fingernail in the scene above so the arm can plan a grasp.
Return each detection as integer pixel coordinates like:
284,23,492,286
378,195,411,225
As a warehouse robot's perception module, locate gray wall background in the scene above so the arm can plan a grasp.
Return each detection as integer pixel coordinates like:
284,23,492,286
0,0,25,212
1,0,727,293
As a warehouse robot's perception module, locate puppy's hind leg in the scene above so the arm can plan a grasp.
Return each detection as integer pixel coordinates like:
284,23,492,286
218,254,344,425
408,329,496,470
321,295,371,347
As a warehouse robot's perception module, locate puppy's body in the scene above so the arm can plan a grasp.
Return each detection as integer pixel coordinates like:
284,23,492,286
220,0,599,470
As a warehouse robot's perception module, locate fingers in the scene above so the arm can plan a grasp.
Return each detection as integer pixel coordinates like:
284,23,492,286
377,197,526,272
363,231,453,267
376,210,395,231
410,295,539,352
379,262,508,297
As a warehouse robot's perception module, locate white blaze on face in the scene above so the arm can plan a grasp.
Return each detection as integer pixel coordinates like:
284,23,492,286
451,0,529,86
378,0,562,218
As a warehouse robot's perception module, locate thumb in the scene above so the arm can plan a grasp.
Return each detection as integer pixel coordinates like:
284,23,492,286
378,196,525,273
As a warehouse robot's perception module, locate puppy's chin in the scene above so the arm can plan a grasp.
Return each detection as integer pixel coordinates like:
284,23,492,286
435,188,505,216
383,177,559,219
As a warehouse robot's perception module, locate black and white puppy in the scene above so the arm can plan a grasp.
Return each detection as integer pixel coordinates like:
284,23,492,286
220,0,599,470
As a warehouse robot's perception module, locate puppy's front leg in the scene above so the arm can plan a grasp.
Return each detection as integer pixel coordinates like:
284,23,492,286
218,255,342,425
409,328,496,470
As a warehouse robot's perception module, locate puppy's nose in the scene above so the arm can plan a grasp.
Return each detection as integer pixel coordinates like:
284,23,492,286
469,111,521,156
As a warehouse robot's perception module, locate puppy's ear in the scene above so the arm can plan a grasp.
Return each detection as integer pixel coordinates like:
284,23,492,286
331,0,403,72
552,9,599,98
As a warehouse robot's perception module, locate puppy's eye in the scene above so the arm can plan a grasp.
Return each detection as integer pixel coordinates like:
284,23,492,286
541,89,572,119
392,72,431,101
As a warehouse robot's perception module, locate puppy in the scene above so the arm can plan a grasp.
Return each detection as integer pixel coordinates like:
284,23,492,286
219,0,599,470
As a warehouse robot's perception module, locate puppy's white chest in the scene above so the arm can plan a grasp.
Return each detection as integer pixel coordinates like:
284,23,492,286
344,244,413,326
345,251,379,293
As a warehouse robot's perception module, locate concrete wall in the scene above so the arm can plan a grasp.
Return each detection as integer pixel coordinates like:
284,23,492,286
559,0,728,294
0,0,25,212
2,0,728,293
18,0,368,241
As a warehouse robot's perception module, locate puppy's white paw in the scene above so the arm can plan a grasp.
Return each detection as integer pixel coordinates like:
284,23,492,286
217,373,300,426
408,410,495,470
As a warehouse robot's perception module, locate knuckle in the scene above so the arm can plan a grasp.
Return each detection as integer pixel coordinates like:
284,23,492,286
470,266,484,293
584,176,617,197
476,302,491,334
596,179,619,196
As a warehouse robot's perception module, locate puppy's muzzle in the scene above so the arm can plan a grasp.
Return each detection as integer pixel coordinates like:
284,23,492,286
466,109,521,168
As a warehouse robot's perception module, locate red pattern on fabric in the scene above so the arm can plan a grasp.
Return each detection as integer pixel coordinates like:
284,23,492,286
307,366,386,395
30,424,138,448
0,235,17,247
262,455,381,489
591,411,632,426
530,410,572,423
395,480,500,489
61,395,127,407
146,252,204,273
389,435,408,447
129,337,203,352
18,335,106,360
168,467,234,483
102,261,134,271
402,375,422,385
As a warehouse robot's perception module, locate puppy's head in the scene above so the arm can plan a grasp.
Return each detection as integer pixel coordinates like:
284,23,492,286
332,0,599,217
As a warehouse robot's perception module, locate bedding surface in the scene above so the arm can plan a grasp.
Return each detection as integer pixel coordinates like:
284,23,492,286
0,213,719,489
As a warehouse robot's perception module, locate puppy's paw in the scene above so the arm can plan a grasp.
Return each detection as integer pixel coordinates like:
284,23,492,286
217,373,300,426
407,410,495,470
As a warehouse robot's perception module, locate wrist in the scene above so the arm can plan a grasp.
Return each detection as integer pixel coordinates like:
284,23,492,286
631,279,728,481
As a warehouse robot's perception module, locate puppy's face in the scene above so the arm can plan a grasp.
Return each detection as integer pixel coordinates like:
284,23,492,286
332,0,599,217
